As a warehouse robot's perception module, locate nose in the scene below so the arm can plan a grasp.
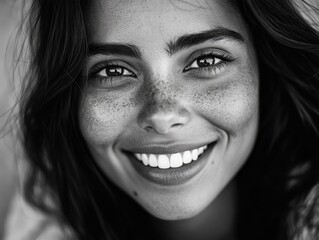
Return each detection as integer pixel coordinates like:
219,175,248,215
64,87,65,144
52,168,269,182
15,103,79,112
138,98,190,134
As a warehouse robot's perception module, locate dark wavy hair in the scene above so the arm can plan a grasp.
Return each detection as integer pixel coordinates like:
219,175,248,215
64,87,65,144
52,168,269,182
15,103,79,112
17,0,319,239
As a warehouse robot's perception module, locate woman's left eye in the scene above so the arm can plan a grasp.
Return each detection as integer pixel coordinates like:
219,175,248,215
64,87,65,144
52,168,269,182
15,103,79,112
184,55,224,71
185,56,222,70
183,51,236,78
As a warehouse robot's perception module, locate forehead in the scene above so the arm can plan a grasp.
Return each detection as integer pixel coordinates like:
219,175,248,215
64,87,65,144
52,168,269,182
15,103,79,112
87,0,248,44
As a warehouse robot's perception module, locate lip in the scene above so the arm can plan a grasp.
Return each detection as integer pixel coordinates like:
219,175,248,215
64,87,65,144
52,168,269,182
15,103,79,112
124,141,216,186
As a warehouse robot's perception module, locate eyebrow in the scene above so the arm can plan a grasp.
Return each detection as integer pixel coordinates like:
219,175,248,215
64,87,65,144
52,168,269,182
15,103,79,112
166,27,244,55
88,27,244,58
88,43,142,58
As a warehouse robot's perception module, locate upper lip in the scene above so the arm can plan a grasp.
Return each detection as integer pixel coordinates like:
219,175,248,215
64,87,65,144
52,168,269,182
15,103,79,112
122,141,216,155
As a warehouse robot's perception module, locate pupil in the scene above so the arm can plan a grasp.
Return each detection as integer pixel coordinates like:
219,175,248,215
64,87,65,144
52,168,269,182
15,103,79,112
197,57,214,67
106,67,123,76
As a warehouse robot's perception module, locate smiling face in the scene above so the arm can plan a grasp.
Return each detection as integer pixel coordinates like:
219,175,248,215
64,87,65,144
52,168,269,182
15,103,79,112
79,0,259,220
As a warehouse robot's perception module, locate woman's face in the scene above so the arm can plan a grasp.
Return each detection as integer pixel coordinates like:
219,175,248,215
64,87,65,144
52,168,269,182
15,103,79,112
80,0,259,220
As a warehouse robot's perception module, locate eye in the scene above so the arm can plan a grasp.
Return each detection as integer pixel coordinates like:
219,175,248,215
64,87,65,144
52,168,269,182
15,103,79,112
183,51,235,78
96,66,136,77
88,62,137,89
184,55,223,71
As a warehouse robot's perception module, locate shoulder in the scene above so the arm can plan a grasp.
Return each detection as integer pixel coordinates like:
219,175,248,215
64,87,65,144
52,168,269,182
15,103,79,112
3,192,75,240
2,152,75,240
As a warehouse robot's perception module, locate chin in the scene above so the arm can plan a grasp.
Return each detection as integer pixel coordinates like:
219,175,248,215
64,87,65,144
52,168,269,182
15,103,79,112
138,194,214,221
149,207,203,221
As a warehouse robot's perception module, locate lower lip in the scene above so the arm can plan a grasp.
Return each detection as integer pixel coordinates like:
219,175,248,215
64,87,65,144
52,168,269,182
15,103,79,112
126,143,216,186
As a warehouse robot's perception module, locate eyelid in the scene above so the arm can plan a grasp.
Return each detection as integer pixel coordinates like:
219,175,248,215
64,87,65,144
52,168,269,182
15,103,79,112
88,60,137,78
184,48,235,70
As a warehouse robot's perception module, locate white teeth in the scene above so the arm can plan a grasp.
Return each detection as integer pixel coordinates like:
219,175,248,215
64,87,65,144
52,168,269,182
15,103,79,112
135,153,142,161
133,144,208,169
149,154,158,167
141,154,148,166
192,149,199,161
183,151,192,164
158,155,170,169
198,147,204,155
170,153,183,168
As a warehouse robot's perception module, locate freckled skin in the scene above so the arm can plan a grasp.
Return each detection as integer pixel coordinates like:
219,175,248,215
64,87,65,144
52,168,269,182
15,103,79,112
192,66,258,136
80,0,259,224
136,78,185,124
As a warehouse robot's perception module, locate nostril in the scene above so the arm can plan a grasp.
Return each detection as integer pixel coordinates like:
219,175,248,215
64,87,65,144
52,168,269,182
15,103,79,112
143,122,183,134
145,126,154,132
172,123,182,128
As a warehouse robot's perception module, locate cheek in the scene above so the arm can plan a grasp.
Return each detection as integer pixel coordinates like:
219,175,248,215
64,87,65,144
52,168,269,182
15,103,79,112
79,92,136,145
192,67,259,134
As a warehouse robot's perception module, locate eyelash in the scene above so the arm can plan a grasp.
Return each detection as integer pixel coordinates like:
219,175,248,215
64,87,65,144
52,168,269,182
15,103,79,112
183,52,235,75
88,61,136,80
88,52,235,87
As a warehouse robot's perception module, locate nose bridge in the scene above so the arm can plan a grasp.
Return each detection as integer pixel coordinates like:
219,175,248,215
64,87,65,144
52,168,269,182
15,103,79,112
138,77,190,133
144,78,177,112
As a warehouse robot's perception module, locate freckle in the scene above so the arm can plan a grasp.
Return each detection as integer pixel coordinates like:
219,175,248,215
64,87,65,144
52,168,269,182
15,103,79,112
179,108,189,118
211,161,214,165
133,191,138,197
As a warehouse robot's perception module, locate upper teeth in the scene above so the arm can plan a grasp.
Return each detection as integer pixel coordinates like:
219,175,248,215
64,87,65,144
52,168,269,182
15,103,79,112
133,145,208,169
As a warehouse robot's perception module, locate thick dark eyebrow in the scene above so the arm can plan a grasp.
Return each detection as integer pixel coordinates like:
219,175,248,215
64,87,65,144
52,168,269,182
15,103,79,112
166,27,244,55
88,43,142,59
88,27,244,59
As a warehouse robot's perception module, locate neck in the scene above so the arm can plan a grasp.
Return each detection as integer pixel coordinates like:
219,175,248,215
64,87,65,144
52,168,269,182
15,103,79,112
151,180,237,240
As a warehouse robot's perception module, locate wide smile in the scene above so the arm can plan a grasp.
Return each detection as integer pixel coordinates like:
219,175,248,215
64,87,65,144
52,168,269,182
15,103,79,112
123,142,217,186
133,145,208,169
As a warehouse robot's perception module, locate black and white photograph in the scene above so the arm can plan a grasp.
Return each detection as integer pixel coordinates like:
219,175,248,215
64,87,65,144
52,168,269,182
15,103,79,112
0,0,319,239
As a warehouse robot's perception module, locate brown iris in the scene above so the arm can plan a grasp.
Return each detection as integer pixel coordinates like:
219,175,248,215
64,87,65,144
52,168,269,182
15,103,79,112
197,56,215,67
106,67,124,76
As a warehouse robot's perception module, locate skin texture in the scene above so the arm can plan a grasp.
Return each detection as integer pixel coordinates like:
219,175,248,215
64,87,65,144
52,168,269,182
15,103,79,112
79,0,259,222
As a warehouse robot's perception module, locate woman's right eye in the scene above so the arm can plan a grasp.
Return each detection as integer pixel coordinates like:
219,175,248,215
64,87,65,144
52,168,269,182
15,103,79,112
96,66,136,78
88,63,137,89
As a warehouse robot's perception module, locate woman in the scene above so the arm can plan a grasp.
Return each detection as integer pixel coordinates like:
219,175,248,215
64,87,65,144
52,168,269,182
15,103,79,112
10,0,319,239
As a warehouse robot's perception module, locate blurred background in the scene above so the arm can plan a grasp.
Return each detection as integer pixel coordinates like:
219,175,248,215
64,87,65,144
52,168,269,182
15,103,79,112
0,0,21,238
